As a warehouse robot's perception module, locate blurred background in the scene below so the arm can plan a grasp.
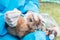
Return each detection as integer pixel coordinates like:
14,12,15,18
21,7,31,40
39,0,60,40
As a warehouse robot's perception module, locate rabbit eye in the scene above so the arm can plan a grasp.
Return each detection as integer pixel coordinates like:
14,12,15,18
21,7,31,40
29,19,32,22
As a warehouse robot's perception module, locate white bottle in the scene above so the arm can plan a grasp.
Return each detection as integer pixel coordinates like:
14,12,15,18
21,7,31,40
49,33,54,40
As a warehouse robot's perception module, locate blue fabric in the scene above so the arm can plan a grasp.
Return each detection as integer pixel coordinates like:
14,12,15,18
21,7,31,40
0,0,26,13
0,13,7,36
0,0,40,40
18,0,39,14
24,1,39,13
22,32,35,40
0,4,6,12
0,34,18,40
46,35,50,40
22,30,46,40
0,0,39,13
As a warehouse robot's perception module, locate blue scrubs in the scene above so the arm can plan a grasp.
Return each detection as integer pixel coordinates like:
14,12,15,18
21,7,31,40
0,0,40,40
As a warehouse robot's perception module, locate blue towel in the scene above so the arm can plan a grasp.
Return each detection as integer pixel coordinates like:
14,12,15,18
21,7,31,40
22,30,46,40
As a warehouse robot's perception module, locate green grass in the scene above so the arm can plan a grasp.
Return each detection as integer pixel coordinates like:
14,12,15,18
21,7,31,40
40,2,60,26
56,36,60,40
40,2,60,40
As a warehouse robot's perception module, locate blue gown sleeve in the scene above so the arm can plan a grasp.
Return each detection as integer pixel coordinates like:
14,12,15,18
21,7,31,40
35,31,46,40
22,30,46,40
17,0,40,14
0,34,18,40
0,13,7,36
0,4,6,12
0,0,26,13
